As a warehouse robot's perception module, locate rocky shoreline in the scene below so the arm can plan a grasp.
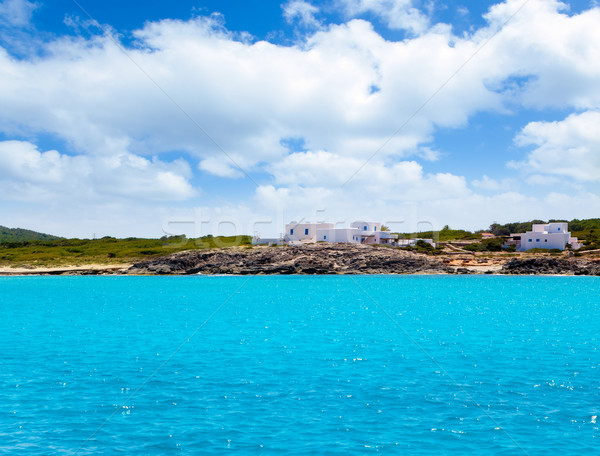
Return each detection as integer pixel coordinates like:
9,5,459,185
501,257,600,275
125,244,600,276
2,244,599,276
127,243,450,275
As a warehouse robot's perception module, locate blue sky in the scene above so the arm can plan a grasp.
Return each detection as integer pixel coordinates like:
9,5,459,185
0,0,599,238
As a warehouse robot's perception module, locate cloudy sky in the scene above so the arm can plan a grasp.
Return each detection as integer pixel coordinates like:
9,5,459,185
0,0,599,238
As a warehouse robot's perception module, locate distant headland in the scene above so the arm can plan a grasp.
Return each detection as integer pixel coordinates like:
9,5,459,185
0,219,599,275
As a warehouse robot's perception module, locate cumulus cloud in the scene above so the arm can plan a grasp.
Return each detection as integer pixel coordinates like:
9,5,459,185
512,111,600,182
472,175,515,191
1,0,600,236
250,181,600,237
266,149,469,201
336,0,430,35
481,0,600,110
0,140,196,202
0,0,38,27
282,1,321,27
2,1,599,175
198,156,244,178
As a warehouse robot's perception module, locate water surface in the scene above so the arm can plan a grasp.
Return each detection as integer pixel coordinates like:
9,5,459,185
0,275,598,454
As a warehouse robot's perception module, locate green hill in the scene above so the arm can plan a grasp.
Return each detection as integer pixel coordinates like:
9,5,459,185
0,234,253,267
0,225,62,243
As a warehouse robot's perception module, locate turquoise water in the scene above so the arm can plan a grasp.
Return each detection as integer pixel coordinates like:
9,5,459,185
0,276,598,455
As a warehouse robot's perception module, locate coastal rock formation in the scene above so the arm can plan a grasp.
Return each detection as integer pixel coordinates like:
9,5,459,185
500,257,600,275
125,244,600,276
127,243,451,275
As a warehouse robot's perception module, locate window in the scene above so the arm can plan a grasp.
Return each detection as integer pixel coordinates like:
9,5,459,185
305,228,309,235
528,239,532,242
290,228,294,235
545,239,548,242
536,239,540,242
557,227,561,231
374,226,377,231
324,235,327,240
364,226,367,230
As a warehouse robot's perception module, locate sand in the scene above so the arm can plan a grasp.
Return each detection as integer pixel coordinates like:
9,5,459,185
0,264,131,275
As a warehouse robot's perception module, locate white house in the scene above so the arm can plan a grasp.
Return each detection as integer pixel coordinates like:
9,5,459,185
278,221,399,245
396,238,436,248
253,220,437,247
284,222,334,243
517,222,581,251
316,227,360,243
348,221,398,245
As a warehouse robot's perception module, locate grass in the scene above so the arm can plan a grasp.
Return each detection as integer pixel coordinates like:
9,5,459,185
0,235,252,268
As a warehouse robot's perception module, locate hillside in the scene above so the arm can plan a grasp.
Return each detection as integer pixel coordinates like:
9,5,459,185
0,235,252,267
0,225,62,243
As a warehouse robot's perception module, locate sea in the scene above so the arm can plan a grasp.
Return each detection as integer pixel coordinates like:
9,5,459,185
0,275,598,455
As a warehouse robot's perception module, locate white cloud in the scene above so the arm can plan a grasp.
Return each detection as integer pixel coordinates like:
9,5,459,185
1,1,600,236
457,6,469,16
0,0,37,27
336,0,430,35
472,175,515,191
0,140,196,202
282,1,321,27
198,156,244,178
417,146,441,161
266,149,469,201
2,2,599,175
512,111,600,182
524,174,566,186
249,182,600,236
481,0,600,110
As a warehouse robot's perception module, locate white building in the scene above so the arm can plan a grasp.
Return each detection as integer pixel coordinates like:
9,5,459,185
315,227,359,243
517,222,581,251
253,220,437,247
278,221,399,245
284,222,334,243
348,221,398,245
396,238,436,248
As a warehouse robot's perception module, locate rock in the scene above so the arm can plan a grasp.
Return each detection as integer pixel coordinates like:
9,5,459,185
500,257,600,275
127,243,448,275
126,245,600,276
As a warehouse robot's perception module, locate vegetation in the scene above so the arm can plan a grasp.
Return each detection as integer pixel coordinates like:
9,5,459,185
0,235,252,267
489,218,600,251
403,240,444,255
463,238,504,252
396,225,481,242
395,218,600,253
488,220,546,236
0,225,62,243
2,217,599,268
567,218,600,251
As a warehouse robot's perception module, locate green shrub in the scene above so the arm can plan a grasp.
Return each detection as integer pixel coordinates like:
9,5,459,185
463,238,503,252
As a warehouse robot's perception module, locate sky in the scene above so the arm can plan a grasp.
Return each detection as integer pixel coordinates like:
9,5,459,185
0,0,599,238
